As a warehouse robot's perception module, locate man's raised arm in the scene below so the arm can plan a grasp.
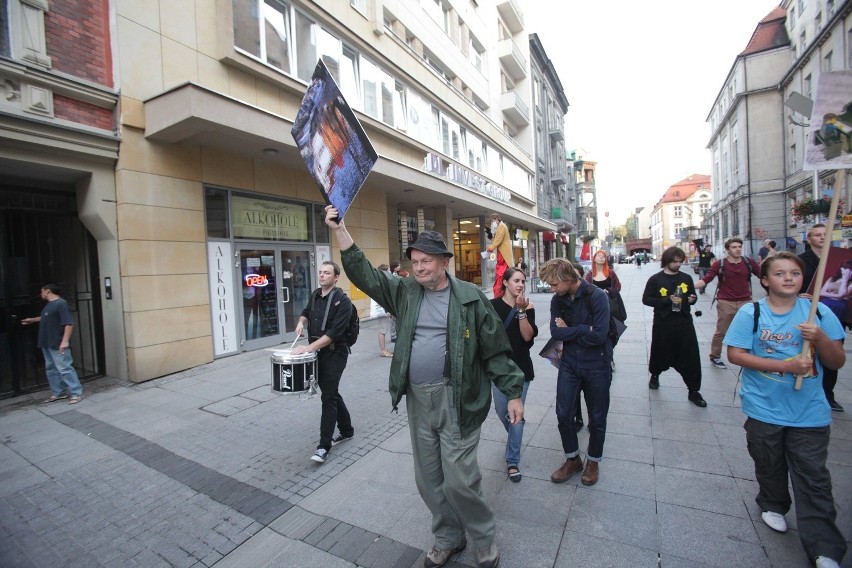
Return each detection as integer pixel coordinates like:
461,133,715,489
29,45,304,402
324,205,354,250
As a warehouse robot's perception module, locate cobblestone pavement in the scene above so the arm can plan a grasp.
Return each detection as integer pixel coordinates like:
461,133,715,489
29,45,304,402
1,264,850,567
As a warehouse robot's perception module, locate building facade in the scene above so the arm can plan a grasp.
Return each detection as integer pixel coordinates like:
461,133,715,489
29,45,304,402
0,0,119,396
705,7,790,258
1,0,560,388
780,0,852,247
707,1,852,258
529,33,569,264
650,175,712,258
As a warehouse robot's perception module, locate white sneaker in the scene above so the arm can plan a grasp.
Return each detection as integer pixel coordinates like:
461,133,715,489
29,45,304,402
310,448,328,463
815,557,840,568
761,511,787,533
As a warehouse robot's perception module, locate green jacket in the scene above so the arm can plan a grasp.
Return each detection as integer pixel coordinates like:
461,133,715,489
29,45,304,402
341,245,524,436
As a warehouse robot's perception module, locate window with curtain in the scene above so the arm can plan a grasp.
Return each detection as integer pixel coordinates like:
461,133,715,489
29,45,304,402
360,57,378,117
262,1,290,72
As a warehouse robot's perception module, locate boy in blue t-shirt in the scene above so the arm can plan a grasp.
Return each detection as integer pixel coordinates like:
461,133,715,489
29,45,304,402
724,252,846,568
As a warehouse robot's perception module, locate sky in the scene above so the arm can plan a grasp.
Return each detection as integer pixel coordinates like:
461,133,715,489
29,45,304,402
525,0,782,230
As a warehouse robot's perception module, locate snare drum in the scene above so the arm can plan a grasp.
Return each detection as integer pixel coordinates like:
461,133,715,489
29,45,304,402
271,349,317,393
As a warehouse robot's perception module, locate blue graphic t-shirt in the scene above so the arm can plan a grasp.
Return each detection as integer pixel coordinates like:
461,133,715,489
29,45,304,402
724,298,843,427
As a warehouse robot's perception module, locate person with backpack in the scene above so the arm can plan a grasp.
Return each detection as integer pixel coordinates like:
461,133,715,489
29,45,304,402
293,260,356,464
724,252,846,568
326,206,523,568
540,258,612,487
642,247,706,407
696,244,716,294
694,237,761,368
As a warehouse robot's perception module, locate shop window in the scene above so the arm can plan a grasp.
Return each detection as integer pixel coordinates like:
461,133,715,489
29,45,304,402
205,187,230,239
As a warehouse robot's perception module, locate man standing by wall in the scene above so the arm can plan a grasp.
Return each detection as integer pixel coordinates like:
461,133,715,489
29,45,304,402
293,261,355,463
486,212,512,299
22,283,84,404
326,205,523,568
798,224,844,412
695,238,760,368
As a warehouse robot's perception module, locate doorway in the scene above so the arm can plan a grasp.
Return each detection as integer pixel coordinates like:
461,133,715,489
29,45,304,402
237,246,314,350
0,190,103,398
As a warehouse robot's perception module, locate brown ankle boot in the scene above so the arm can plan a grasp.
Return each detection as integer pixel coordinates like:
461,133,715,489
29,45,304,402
550,456,583,483
581,460,599,486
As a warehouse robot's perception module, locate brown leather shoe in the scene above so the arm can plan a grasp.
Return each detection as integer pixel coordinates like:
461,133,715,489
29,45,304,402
581,460,599,486
550,457,583,483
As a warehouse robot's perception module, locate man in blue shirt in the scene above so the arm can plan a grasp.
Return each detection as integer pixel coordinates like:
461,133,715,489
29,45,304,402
22,283,83,404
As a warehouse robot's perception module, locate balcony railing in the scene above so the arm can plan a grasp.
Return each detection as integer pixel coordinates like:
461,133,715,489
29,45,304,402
498,37,527,81
500,91,529,127
548,118,564,142
496,0,524,33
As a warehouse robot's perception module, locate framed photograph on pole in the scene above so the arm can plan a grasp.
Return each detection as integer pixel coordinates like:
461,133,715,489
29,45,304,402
291,59,378,220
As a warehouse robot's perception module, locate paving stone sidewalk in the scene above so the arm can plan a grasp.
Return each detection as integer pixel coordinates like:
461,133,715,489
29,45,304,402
1,263,850,567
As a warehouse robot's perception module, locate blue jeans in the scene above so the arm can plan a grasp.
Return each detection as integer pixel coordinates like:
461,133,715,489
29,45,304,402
491,380,530,467
43,348,82,397
555,361,611,461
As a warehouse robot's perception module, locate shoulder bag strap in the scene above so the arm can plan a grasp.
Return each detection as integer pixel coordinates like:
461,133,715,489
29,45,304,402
320,288,338,333
503,307,518,329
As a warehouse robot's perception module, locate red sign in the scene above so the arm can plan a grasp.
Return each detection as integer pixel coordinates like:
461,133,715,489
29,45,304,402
245,274,269,287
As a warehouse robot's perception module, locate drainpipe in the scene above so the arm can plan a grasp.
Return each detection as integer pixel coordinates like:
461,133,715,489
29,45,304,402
744,64,755,257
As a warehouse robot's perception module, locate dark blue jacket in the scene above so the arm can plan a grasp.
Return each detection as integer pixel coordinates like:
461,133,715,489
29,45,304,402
549,280,612,368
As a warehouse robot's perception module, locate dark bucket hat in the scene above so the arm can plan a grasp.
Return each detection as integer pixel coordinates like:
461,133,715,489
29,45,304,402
406,230,454,259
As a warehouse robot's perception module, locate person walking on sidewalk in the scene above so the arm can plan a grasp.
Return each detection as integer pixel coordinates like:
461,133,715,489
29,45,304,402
293,261,355,464
724,252,846,568
486,212,513,299
325,206,523,568
697,244,715,293
490,267,537,483
642,247,706,407
373,263,395,358
798,223,844,412
21,283,83,405
694,237,760,368
541,258,612,487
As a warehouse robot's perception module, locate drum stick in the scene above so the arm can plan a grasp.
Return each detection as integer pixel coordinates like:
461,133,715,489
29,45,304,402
290,333,300,350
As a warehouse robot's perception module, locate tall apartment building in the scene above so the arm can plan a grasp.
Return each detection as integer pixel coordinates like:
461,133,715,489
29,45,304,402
650,175,712,258
0,0,118,396
707,1,852,257
2,0,557,387
529,33,569,263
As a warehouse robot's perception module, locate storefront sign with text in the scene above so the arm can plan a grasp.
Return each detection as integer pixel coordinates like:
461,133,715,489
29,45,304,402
207,242,239,356
231,196,309,241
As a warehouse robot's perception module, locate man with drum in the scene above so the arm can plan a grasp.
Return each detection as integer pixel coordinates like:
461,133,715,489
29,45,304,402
293,260,355,464
324,205,523,568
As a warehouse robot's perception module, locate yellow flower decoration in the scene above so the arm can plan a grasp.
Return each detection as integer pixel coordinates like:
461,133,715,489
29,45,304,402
464,328,470,338
678,283,689,294
659,287,668,297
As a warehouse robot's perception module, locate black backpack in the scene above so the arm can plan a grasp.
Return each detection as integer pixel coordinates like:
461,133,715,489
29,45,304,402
583,287,622,348
313,288,360,347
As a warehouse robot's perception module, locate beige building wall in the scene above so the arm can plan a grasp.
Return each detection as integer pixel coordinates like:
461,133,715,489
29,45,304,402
112,0,544,381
